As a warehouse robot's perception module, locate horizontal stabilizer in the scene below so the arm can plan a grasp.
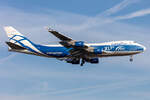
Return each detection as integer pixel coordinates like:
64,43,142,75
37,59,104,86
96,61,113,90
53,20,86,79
6,42,26,50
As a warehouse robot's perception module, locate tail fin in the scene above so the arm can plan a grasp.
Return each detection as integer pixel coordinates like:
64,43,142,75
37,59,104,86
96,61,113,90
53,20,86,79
3,26,43,54
4,26,24,38
4,26,34,50
4,26,27,46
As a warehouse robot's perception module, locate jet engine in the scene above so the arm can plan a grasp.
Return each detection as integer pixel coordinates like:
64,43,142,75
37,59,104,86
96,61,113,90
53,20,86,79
66,58,80,64
74,41,84,47
85,58,99,64
60,41,85,48
93,49,102,54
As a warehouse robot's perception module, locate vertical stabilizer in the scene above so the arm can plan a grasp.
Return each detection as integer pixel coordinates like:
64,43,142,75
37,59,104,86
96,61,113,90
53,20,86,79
3,26,26,46
3,26,42,54
4,26,24,38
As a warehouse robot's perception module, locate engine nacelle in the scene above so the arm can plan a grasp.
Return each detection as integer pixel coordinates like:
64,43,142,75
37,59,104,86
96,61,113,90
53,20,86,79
89,58,99,64
85,58,99,64
94,49,102,54
74,41,84,47
66,59,80,64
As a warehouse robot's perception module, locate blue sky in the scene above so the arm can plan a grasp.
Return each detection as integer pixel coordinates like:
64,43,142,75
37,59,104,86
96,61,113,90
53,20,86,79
0,0,150,100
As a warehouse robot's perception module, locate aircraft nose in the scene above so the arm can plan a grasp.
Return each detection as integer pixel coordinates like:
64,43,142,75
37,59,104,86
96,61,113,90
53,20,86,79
143,46,146,52
140,45,146,52
137,44,146,52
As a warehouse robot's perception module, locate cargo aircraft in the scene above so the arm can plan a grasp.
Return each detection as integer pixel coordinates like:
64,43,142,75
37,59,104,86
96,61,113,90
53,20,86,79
4,26,146,66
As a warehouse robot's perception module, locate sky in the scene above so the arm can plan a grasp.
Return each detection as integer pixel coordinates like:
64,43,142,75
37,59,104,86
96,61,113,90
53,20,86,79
0,0,150,100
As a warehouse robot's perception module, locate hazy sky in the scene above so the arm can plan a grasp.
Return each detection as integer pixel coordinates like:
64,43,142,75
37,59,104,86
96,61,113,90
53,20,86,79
0,0,150,100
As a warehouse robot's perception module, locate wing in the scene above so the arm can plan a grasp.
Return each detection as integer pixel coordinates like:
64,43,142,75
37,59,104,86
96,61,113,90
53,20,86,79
46,27,107,66
47,27,95,58
47,27,72,41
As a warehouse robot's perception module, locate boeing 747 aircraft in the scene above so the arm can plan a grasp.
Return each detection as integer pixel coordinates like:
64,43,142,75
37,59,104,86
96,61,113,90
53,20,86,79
4,26,146,66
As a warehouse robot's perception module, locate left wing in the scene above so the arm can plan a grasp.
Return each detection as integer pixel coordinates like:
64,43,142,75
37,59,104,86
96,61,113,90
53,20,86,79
47,27,95,58
47,27,107,66
47,27,72,41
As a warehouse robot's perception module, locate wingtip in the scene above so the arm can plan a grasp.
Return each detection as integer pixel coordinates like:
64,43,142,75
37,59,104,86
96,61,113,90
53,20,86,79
3,26,13,29
45,26,55,32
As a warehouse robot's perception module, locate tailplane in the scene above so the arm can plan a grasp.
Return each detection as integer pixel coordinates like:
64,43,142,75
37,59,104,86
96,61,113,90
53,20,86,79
5,42,26,50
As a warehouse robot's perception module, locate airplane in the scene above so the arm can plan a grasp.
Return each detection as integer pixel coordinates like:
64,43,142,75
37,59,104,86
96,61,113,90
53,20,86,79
4,26,146,66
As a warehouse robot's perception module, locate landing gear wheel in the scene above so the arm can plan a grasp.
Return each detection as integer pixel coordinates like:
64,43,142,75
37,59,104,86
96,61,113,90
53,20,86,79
130,56,133,62
80,59,85,66
130,58,133,62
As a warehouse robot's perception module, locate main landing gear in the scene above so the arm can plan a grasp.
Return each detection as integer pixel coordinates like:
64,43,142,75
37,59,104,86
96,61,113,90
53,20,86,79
130,55,133,62
80,58,85,66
